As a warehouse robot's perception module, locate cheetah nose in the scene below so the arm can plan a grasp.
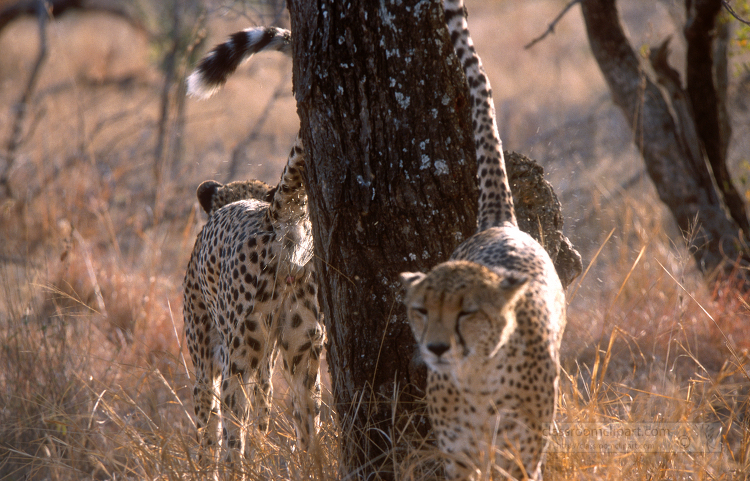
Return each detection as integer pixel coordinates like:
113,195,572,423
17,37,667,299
427,342,450,357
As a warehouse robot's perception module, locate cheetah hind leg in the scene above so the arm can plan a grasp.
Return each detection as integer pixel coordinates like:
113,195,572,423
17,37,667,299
184,311,223,472
250,336,278,449
218,338,280,471
193,355,222,471
216,341,261,477
278,293,324,452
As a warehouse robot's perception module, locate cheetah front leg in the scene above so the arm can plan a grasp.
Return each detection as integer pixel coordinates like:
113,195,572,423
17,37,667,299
277,285,324,452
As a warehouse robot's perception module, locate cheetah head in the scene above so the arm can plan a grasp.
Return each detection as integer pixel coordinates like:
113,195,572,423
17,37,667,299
400,260,528,374
196,179,274,215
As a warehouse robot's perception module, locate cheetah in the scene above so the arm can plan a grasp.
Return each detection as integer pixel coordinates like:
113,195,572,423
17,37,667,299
182,133,324,470
400,1,566,479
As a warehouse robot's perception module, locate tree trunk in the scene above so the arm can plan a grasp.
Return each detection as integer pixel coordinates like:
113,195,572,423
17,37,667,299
684,0,746,232
288,0,478,477
580,0,750,280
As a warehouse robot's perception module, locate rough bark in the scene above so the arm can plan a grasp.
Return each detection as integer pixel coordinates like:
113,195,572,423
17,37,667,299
581,0,749,279
507,151,582,288
289,0,478,476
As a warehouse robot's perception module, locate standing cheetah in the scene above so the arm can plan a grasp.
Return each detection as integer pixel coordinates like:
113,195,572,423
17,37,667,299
183,133,324,470
401,1,566,479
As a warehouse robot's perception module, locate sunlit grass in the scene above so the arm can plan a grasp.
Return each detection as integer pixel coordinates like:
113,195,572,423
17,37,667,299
3,181,748,480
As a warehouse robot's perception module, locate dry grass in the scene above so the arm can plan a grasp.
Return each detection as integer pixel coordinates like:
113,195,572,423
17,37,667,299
552,199,750,480
1,0,750,479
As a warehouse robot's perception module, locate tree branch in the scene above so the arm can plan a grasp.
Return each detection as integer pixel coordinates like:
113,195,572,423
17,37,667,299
2,0,48,198
525,0,582,49
722,0,750,26
0,0,151,38
581,0,749,279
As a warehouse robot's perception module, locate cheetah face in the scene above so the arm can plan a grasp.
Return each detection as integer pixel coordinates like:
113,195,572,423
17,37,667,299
400,261,528,374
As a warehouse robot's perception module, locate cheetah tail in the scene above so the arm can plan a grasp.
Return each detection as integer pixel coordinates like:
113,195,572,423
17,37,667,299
267,134,307,225
443,0,517,229
187,26,292,99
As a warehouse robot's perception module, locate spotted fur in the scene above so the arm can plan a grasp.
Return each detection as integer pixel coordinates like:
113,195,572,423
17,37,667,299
400,1,566,479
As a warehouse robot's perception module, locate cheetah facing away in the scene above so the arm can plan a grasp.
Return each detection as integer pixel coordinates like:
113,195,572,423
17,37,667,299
401,1,566,479
196,178,274,216
182,135,324,468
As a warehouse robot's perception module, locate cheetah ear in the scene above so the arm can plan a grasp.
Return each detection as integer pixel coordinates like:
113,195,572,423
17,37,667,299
264,185,278,203
400,272,426,290
497,271,529,306
197,180,222,215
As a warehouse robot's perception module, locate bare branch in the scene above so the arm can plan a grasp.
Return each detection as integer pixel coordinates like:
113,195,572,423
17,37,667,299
581,0,750,280
0,0,152,38
525,0,582,49
722,0,750,26
2,0,48,198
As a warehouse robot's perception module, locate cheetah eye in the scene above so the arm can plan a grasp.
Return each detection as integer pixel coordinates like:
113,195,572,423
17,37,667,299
457,309,477,321
409,307,428,328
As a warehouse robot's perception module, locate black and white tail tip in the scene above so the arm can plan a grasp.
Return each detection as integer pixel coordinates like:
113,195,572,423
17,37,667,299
187,26,292,99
